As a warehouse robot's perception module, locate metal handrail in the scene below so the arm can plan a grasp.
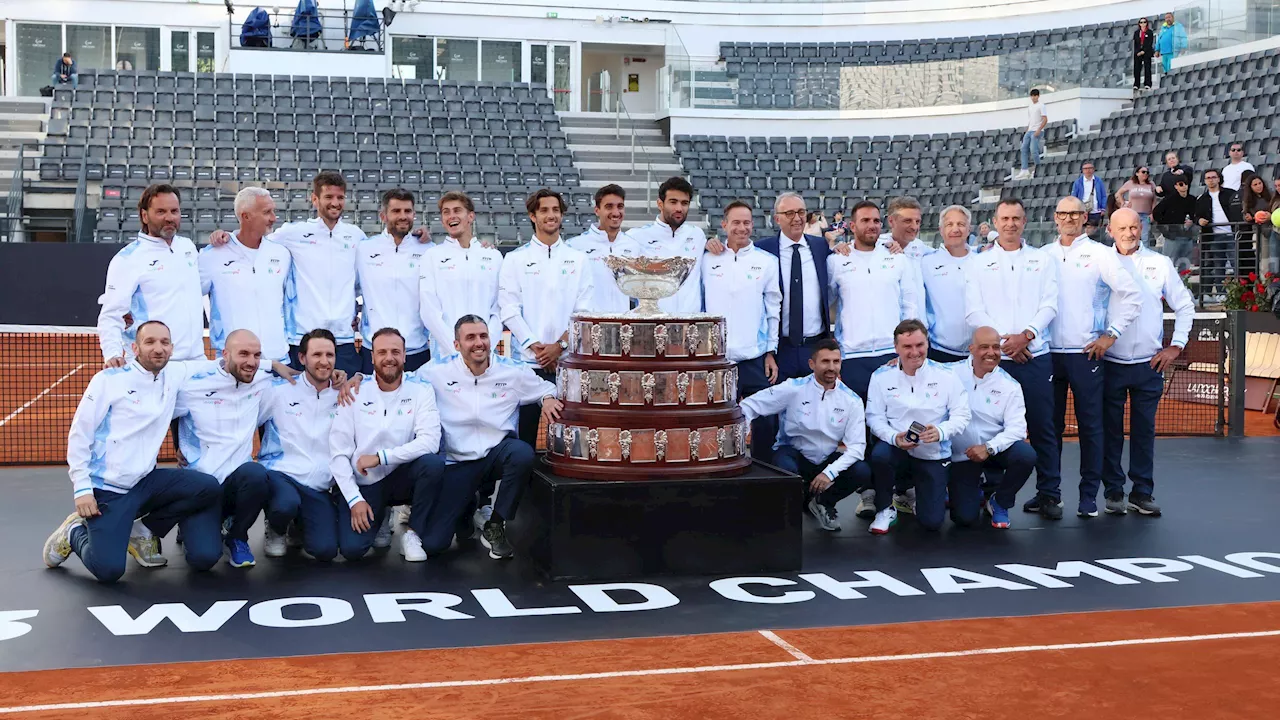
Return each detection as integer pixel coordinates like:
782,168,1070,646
70,154,89,243
2,144,24,242
609,90,654,204
228,2,384,54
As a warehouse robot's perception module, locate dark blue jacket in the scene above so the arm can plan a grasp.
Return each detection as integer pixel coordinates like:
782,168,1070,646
54,58,77,80
755,232,831,339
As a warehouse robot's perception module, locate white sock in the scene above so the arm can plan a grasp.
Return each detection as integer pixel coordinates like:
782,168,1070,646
131,519,152,540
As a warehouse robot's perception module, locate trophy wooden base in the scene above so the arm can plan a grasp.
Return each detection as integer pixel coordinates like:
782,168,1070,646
523,458,803,581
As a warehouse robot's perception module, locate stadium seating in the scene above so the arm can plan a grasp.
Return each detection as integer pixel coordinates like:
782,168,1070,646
41,70,588,244
716,19,1142,109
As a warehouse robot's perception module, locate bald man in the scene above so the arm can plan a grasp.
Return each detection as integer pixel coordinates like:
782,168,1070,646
173,329,293,568
1101,209,1194,517
945,326,1036,529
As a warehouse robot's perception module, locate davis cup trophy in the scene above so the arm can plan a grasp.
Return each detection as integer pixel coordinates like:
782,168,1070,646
545,256,753,480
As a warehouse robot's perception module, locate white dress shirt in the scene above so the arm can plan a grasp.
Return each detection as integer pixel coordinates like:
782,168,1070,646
777,234,825,339
497,237,593,365
701,243,782,363
419,237,504,359
567,225,643,314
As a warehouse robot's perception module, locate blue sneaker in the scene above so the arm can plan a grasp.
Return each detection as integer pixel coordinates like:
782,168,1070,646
225,537,256,568
1077,497,1099,518
987,497,1011,529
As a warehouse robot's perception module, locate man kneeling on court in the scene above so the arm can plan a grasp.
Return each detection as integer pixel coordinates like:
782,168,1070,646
44,321,224,582
866,319,970,534
740,338,869,533
331,327,445,561
419,315,562,560
258,328,347,560
173,329,287,568
945,326,1036,530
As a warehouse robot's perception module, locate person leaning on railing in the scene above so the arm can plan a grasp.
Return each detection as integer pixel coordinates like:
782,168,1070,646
1151,175,1198,273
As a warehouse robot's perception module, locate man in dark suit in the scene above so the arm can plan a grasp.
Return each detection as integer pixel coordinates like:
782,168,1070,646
1195,167,1244,299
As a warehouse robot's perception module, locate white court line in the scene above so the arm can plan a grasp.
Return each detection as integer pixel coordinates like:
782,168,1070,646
1,628,1276,714
0,364,86,429
758,630,816,663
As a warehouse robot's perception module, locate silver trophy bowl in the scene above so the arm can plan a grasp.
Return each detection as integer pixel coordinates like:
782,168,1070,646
604,255,696,317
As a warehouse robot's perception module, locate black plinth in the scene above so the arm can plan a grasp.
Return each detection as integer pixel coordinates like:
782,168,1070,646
523,459,803,581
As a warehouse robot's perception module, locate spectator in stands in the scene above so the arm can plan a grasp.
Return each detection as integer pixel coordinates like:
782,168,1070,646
1103,208,1195,518
98,184,205,368
498,188,592,447
1152,175,1198,272
1133,18,1154,90
1155,11,1189,76
420,191,504,360
1196,168,1243,300
1072,161,1108,227
1221,141,1255,191
52,52,77,89
1016,88,1046,181
878,196,929,258
977,221,997,244
568,184,642,315
1155,150,1194,199
626,177,707,314
1270,178,1280,274
823,210,849,248
1240,171,1270,275
1116,166,1157,243
356,188,432,374
803,212,827,237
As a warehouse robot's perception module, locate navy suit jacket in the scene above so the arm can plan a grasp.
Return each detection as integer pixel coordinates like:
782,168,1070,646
755,232,831,339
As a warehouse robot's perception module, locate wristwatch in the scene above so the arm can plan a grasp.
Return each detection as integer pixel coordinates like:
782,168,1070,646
1105,328,1120,339
557,339,569,351
1022,329,1036,341
985,444,996,457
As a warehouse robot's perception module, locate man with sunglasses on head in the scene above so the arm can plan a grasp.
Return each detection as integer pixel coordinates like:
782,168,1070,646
1041,196,1141,520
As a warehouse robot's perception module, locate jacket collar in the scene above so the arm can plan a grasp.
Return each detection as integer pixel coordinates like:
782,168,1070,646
529,235,564,251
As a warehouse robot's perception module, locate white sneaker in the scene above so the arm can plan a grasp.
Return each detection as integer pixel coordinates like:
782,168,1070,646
1027,166,1037,178
807,497,841,532
396,505,411,525
855,489,876,519
869,506,898,535
127,535,168,568
373,512,395,549
1013,170,1029,181
400,528,427,562
264,526,288,558
473,504,493,530
44,512,83,568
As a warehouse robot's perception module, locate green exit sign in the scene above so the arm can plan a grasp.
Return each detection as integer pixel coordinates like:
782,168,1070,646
546,11,558,18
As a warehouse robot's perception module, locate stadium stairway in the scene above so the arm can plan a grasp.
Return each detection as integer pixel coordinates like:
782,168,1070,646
560,113,706,231
0,98,49,223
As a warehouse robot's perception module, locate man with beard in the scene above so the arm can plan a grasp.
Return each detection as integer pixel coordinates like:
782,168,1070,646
945,326,1036,530
1042,196,1141,519
43,321,224,583
210,172,365,375
200,187,292,364
830,200,923,402
625,177,707,314
498,188,592,447
568,184,643,314
330,328,444,562
963,197,1061,519
173,329,295,568
98,184,205,367
865,320,970,535
356,188,432,374
419,315,562,560
1101,208,1195,517
259,328,348,560
740,339,868,533
420,191,504,360
702,200,782,461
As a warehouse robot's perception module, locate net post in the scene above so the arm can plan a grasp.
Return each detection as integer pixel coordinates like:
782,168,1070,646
1227,310,1246,437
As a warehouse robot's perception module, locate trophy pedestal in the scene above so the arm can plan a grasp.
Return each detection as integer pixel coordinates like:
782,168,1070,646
523,459,803,581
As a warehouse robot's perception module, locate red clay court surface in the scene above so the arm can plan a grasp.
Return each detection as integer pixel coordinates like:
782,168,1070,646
0,602,1277,718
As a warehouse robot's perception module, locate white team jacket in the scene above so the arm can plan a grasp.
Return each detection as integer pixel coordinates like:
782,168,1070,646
866,360,971,461
1042,236,1142,353
67,358,221,498
567,225,643,314
963,241,1059,358
357,231,432,355
701,243,782,363
97,233,205,362
625,218,707,314
920,248,975,357
329,378,440,507
199,233,292,362
257,374,342,492
497,237,593,364
1106,245,1196,364
269,217,364,345
944,358,1028,462
740,375,867,479
828,246,923,358
173,361,275,483
419,237,504,359
417,353,556,463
